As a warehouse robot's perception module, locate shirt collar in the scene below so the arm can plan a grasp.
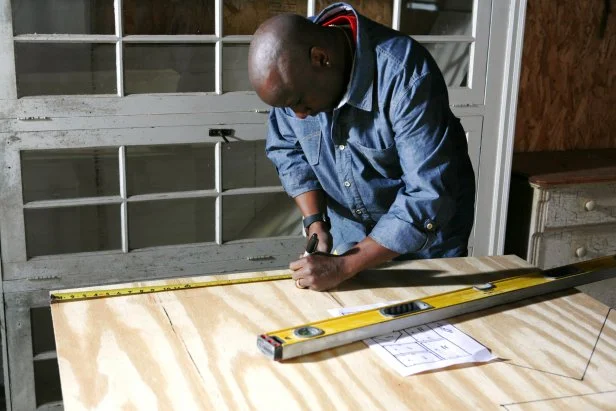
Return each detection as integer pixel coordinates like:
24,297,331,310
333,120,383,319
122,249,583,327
314,3,375,112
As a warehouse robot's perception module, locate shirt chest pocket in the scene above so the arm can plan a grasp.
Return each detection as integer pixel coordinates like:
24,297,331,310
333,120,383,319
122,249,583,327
347,140,401,179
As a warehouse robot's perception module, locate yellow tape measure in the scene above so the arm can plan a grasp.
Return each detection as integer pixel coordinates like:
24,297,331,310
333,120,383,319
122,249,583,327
258,255,616,361
50,273,292,303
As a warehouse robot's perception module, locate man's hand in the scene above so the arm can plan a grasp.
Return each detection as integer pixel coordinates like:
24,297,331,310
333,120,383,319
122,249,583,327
290,253,351,291
291,236,401,291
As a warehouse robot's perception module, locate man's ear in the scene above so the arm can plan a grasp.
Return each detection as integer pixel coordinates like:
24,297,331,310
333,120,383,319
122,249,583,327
310,46,330,68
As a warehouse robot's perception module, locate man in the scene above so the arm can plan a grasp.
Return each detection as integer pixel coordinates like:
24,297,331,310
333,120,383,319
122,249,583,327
248,3,475,291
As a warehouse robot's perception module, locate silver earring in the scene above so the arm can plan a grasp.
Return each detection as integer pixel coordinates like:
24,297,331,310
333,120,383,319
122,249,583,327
326,61,331,67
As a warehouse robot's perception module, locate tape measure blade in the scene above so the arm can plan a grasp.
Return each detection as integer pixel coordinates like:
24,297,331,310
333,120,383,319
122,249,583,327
50,273,292,303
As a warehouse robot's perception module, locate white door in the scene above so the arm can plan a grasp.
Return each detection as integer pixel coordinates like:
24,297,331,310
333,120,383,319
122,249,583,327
460,115,483,255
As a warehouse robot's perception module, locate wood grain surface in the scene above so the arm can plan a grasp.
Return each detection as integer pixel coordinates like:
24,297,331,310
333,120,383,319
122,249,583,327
51,256,616,410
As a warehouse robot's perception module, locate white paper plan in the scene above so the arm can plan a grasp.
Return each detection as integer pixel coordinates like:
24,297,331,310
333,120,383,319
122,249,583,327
328,302,496,376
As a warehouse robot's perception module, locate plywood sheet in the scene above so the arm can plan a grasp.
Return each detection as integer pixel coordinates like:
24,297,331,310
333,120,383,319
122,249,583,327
51,256,616,410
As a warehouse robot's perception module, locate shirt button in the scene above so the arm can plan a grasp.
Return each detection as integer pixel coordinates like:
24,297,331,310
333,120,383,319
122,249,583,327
339,145,346,150
344,181,351,187
424,220,436,232
356,209,362,215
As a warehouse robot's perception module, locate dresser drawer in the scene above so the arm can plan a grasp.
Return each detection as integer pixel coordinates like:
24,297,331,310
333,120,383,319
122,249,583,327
533,225,616,269
541,183,616,229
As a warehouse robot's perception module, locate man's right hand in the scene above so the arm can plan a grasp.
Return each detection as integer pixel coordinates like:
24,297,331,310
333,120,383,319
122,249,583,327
307,221,333,253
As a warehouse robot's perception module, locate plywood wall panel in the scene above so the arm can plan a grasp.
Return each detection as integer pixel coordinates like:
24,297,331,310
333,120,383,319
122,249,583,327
514,1,615,152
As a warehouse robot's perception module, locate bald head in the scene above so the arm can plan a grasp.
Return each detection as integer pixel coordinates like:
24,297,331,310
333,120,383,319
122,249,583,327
248,14,322,105
248,13,353,117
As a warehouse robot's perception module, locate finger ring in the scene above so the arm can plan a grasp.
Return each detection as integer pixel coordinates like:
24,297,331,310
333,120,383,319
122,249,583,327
295,279,308,289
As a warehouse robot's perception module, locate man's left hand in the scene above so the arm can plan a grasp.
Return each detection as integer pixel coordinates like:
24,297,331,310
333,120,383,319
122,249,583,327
290,253,351,291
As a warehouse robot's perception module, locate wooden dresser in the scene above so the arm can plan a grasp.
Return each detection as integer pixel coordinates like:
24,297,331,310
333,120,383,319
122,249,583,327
505,150,616,307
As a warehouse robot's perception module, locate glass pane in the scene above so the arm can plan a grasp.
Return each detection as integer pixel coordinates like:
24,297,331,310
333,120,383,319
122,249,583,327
222,141,279,189
25,205,121,257
424,42,470,87
126,144,216,195
128,198,216,249
400,0,473,36
123,44,215,94
222,44,251,92
12,0,114,35
223,0,307,35
223,193,301,241
21,148,119,203
31,307,55,356
123,0,215,35
15,43,116,97
316,1,392,26
34,359,62,407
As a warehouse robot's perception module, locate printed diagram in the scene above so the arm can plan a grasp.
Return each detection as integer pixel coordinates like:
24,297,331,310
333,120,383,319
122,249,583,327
365,321,495,375
329,304,494,376
371,322,471,367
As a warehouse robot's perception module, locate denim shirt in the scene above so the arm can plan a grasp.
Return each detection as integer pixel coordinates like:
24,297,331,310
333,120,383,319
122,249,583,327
266,3,476,259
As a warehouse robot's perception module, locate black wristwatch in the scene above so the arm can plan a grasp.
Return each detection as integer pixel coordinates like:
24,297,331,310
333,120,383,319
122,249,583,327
302,212,330,230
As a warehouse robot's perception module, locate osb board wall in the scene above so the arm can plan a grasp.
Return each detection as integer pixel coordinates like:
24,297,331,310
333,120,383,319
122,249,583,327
95,1,392,36
223,1,307,35
224,1,393,34
514,0,615,152
316,0,393,26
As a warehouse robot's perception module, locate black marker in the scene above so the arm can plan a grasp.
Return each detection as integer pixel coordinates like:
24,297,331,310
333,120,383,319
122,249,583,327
303,233,319,256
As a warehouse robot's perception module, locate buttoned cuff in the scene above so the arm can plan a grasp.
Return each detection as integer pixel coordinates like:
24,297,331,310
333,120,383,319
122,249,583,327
369,213,434,255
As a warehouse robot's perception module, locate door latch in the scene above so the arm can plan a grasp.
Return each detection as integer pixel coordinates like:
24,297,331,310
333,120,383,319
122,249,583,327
209,128,234,143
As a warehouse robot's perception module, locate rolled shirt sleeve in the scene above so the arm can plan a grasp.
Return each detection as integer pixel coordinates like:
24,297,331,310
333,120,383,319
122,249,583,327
265,109,323,198
369,74,463,255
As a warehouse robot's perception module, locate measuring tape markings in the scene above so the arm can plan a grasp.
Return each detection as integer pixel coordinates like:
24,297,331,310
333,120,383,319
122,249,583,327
50,273,292,303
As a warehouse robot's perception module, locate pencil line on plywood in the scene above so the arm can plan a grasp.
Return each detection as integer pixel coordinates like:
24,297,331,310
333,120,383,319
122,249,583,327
504,308,613,381
505,362,583,381
580,308,613,381
500,389,616,409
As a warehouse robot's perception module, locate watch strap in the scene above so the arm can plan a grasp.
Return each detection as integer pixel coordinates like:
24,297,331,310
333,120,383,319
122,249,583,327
302,213,330,230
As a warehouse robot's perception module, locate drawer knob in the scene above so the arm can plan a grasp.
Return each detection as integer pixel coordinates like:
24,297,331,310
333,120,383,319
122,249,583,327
575,247,587,258
584,200,596,211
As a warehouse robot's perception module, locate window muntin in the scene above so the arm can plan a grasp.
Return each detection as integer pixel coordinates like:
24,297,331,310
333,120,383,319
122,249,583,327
11,0,481,97
18,140,298,258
